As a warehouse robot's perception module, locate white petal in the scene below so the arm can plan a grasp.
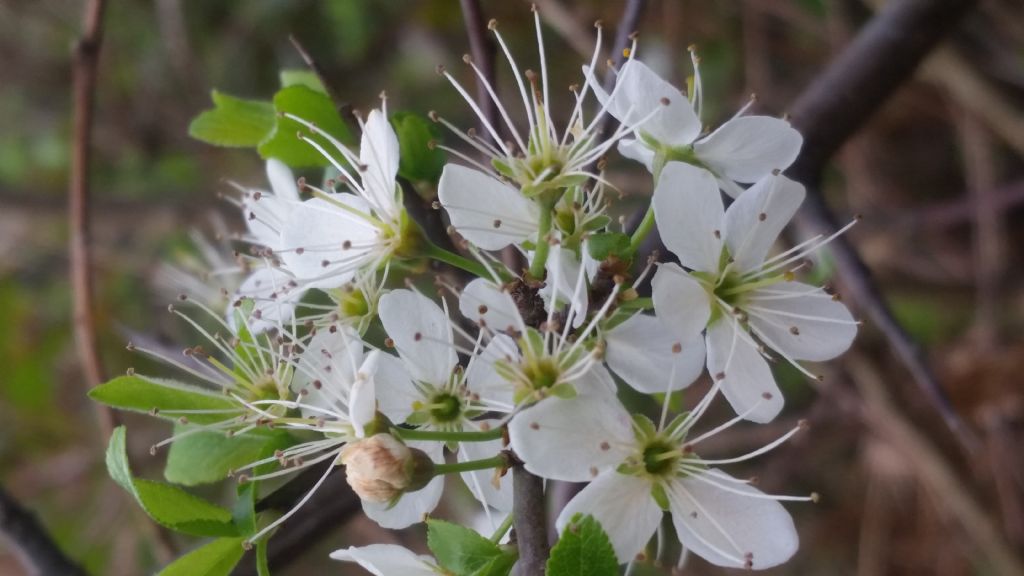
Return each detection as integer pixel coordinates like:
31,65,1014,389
279,195,380,286
359,109,401,218
586,60,701,146
574,361,618,397
291,328,364,418
556,472,662,563
349,350,379,437
616,138,656,173
459,425,513,512
508,396,634,482
605,313,705,394
265,158,299,202
652,163,724,273
694,116,803,184
438,164,539,251
243,194,289,248
723,174,805,273
230,267,302,334
378,289,457,385
705,319,783,423
459,279,523,335
746,281,857,362
330,544,439,576
466,335,518,412
363,442,444,529
667,471,798,569
541,246,588,329
651,264,712,340
373,353,421,424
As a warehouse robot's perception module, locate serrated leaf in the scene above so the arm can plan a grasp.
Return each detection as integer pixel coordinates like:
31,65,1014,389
158,537,247,576
90,375,239,425
427,519,510,575
165,426,295,486
188,91,274,147
258,84,353,167
279,69,326,93
390,111,445,183
546,514,619,576
586,232,631,261
106,427,239,537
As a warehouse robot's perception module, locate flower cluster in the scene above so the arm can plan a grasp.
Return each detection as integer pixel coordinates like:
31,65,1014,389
99,8,858,575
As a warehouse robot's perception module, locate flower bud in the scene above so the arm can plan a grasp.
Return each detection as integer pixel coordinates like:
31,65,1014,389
340,434,433,503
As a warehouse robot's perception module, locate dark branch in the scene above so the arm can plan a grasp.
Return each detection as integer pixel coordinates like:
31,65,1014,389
70,0,117,436
512,465,549,576
287,34,355,127
459,0,499,142
0,485,87,576
785,0,980,451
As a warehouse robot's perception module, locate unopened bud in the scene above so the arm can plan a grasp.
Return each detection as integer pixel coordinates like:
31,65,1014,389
339,434,433,503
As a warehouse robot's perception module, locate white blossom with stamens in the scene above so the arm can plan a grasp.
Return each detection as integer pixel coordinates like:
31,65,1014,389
457,278,616,406
437,10,664,255
587,57,802,196
278,105,408,290
651,163,858,422
601,312,706,395
376,289,513,513
331,544,444,575
509,389,810,569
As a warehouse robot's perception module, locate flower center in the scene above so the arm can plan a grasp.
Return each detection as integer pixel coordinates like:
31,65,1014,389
523,357,561,391
428,392,463,423
641,439,680,477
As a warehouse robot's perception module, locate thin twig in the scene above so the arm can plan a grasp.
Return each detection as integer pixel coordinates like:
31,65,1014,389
69,0,116,435
785,0,980,452
287,34,355,127
0,484,88,576
597,0,647,139
459,0,498,143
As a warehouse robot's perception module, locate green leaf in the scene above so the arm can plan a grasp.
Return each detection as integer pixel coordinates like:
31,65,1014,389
158,537,247,576
546,514,619,576
427,519,512,575
106,427,239,537
188,91,275,147
165,426,295,486
279,69,326,93
471,553,517,576
586,232,631,261
90,375,239,425
258,84,353,167
390,111,445,183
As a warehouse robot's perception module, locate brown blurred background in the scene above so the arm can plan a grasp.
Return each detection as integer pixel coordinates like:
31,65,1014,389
1,0,1023,574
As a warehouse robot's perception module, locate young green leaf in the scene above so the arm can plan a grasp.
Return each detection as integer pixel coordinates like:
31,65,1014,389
106,427,239,537
546,514,619,576
90,375,239,425
427,519,514,575
258,84,353,167
279,69,327,94
157,537,247,576
390,111,445,183
164,426,295,486
586,232,631,261
188,91,275,147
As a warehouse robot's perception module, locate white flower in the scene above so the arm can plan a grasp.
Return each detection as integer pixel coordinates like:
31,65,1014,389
509,392,809,569
436,12,659,255
278,106,409,290
651,163,858,422
458,278,616,405
376,288,513,513
587,57,802,195
241,158,300,248
331,544,443,576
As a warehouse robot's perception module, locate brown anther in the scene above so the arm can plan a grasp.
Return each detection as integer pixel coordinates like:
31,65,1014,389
672,342,683,354
761,392,773,400
713,229,721,239
414,332,423,341
599,441,611,451
493,219,502,228
659,97,670,106
478,304,488,315
529,422,540,430
715,371,726,381
342,240,352,250
789,326,800,335
758,212,767,221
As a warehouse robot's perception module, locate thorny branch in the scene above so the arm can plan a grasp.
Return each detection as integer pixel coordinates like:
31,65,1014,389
459,0,499,142
70,0,117,435
0,483,88,576
784,0,980,451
